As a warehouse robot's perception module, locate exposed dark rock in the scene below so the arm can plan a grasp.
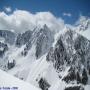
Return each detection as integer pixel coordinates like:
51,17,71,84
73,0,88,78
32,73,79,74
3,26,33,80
16,30,32,47
62,67,76,83
0,42,8,57
7,60,16,70
82,68,88,85
38,78,50,90
76,71,81,84
35,25,54,58
0,30,16,44
65,86,84,90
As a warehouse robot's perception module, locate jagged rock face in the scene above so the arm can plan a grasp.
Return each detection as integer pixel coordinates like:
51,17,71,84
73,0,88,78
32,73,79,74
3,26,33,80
46,29,90,72
21,25,54,58
64,86,84,90
0,42,8,57
74,35,90,65
35,25,54,58
16,30,32,47
0,30,16,44
76,17,90,31
38,78,50,90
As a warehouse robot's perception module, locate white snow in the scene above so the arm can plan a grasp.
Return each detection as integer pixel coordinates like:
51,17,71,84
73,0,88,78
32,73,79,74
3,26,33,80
77,28,90,40
26,54,49,86
0,37,5,43
49,79,66,90
0,69,41,90
0,47,4,51
7,45,36,80
85,85,90,90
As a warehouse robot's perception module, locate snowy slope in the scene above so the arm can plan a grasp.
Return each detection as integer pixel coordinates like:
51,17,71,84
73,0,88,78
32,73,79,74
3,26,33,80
0,69,41,90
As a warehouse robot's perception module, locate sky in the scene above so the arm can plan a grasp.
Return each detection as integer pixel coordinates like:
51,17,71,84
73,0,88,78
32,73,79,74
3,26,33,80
0,0,90,24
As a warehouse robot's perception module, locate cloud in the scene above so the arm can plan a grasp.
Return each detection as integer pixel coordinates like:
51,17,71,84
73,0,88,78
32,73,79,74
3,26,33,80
63,12,72,17
4,6,12,13
0,10,65,33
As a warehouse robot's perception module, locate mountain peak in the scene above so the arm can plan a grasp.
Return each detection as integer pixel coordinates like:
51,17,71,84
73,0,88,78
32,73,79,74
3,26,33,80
76,16,90,31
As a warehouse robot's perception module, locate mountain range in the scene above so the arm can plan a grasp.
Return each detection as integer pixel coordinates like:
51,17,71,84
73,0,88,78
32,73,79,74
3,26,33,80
0,16,90,90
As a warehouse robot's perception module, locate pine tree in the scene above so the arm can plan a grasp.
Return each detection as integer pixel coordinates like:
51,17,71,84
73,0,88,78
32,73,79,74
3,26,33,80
82,68,88,85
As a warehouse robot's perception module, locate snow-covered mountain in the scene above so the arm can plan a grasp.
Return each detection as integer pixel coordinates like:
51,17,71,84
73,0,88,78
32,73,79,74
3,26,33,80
0,69,41,90
75,16,90,40
47,27,90,71
0,30,16,44
0,16,90,90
